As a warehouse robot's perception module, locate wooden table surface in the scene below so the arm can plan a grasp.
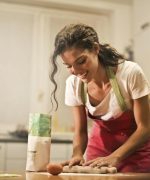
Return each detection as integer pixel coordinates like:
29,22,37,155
2,172,150,180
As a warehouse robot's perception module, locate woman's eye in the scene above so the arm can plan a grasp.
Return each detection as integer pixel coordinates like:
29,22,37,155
77,58,86,65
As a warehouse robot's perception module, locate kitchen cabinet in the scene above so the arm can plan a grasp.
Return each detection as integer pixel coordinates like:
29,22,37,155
0,142,28,173
0,140,72,173
50,143,72,162
0,143,6,171
5,143,27,173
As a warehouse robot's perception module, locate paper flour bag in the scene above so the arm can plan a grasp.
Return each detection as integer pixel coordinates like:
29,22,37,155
26,113,51,171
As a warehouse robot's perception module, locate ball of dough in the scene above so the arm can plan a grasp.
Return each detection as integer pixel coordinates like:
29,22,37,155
47,163,63,175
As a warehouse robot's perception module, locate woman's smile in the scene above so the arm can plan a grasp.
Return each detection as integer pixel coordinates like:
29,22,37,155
77,72,88,80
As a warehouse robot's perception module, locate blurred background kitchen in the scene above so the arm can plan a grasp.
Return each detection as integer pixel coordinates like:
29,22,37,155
0,0,150,173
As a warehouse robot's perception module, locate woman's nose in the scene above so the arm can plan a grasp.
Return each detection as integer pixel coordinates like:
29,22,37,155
70,66,78,75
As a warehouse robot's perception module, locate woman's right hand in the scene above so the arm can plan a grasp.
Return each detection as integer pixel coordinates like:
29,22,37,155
61,155,85,167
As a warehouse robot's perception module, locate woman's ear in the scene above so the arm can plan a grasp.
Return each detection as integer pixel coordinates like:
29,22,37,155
93,42,100,54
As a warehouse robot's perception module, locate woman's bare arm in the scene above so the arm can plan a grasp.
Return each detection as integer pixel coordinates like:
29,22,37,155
72,105,88,156
67,105,88,166
111,95,150,161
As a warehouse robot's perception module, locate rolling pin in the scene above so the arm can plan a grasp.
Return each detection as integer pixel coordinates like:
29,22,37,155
63,165,117,174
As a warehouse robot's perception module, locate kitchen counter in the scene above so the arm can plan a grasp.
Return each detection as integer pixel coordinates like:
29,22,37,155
2,172,150,180
0,133,73,144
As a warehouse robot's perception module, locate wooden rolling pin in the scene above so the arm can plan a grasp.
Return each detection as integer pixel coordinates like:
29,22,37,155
63,165,117,174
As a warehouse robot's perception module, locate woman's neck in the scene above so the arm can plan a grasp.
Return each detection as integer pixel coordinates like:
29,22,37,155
89,64,109,88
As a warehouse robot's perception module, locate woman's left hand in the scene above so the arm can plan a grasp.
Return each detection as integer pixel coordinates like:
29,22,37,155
83,155,120,168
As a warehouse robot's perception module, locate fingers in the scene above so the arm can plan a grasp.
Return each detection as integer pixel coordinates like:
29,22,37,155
69,159,81,167
68,161,75,167
96,161,109,168
68,157,85,167
83,159,95,166
79,158,85,166
83,158,110,168
62,156,85,168
61,160,70,167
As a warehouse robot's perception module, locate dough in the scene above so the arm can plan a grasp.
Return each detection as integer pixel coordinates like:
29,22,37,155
63,165,117,174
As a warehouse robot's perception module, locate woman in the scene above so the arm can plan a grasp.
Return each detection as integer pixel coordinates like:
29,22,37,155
50,23,150,172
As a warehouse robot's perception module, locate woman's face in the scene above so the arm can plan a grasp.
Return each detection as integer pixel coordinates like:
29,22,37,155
60,47,100,83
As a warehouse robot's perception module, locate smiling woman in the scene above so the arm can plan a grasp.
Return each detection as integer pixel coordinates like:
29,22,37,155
50,23,150,173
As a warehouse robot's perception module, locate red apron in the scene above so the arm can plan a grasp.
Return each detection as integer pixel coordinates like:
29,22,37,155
86,110,150,172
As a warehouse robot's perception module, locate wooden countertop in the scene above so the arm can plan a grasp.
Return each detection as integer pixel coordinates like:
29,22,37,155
2,172,150,180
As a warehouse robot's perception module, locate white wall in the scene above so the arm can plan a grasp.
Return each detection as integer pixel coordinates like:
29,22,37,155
133,0,150,81
0,5,34,131
0,0,133,52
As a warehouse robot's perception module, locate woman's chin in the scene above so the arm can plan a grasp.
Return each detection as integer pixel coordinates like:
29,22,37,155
78,73,90,83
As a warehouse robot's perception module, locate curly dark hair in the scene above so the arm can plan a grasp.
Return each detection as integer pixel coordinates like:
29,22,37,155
50,23,125,111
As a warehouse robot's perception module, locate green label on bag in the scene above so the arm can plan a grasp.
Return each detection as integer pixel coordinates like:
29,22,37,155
29,113,51,137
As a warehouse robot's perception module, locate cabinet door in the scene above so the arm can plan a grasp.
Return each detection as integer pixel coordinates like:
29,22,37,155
50,144,68,162
5,143,27,173
6,143,27,159
0,143,6,171
66,144,73,160
6,159,26,173
50,143,74,162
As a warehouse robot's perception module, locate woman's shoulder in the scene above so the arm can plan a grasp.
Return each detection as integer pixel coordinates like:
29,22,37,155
65,75,84,106
118,60,143,75
122,60,138,69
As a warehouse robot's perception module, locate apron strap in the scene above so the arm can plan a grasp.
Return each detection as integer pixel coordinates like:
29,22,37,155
81,80,87,105
106,66,127,111
81,66,127,112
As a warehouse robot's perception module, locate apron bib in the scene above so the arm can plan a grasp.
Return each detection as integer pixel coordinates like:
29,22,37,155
86,111,150,172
